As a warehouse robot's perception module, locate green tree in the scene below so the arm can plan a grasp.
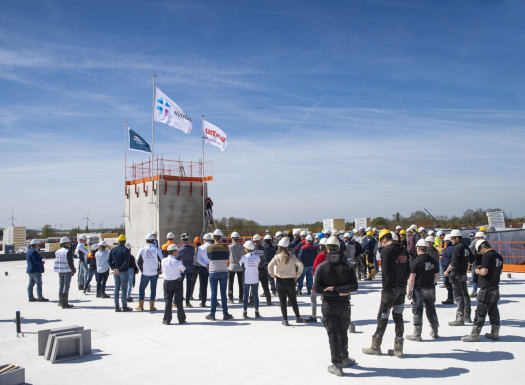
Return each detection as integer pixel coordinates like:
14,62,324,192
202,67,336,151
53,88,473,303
370,217,388,227
41,224,54,238
70,227,80,236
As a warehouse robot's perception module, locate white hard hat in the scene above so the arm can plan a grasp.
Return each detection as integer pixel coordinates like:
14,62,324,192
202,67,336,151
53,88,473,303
319,238,328,245
333,230,340,236
305,234,313,241
418,227,426,232
476,239,487,252
60,237,70,244
444,234,452,241
152,231,158,235
243,241,255,251
125,243,131,250
180,233,189,241
359,227,365,231
167,232,175,239
372,228,377,232
293,229,300,235
277,238,289,247
395,226,402,230
428,230,435,236
231,232,240,238
264,234,272,240
203,233,213,241
416,239,428,248
92,243,99,251
450,229,462,237
325,236,340,247
167,243,179,252
425,236,434,243
300,230,307,236
275,231,283,237
474,232,486,239
366,227,372,232
146,233,155,240
391,233,399,241
78,234,87,240
410,224,417,230
436,230,444,237
213,229,223,237
253,234,262,241
30,239,39,245
99,241,107,247
343,232,351,238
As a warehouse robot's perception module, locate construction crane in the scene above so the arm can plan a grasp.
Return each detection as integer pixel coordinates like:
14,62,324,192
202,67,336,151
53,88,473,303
424,208,441,228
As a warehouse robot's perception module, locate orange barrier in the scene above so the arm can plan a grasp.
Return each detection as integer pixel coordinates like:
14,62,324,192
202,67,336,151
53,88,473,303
491,241,525,272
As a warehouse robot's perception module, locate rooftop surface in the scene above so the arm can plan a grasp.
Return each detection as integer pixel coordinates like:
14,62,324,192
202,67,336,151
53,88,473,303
1,260,523,384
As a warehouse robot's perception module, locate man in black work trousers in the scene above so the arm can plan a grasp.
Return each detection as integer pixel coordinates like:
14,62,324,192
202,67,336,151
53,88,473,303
362,229,409,358
314,236,358,376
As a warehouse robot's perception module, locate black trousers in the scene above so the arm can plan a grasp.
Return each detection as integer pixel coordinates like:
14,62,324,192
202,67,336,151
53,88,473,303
375,286,406,338
199,266,209,306
322,301,350,367
163,279,185,323
449,272,471,318
96,270,109,295
228,271,244,300
190,266,200,300
474,288,500,328
443,273,454,300
412,287,438,327
258,267,272,301
276,278,300,320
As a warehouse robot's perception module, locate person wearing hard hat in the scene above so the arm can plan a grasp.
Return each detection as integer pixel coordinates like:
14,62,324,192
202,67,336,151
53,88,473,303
161,232,176,257
394,226,402,239
251,234,272,306
363,231,377,280
425,236,439,264
161,243,186,325
273,231,284,247
263,234,278,296
343,232,362,267
75,234,89,290
26,239,49,302
54,237,76,308
228,232,244,304
440,234,455,305
314,235,358,376
293,230,308,256
96,241,111,299
109,235,132,312
399,230,407,251
125,243,139,302
406,229,417,260
469,231,486,298
83,243,98,295
406,239,440,342
305,237,328,323
189,237,203,302
434,230,445,253
267,237,305,326
461,239,503,342
205,229,234,321
176,233,195,307
356,228,367,248
240,240,262,319
135,234,163,312
444,230,472,326
363,229,409,359
297,234,317,295
197,233,213,307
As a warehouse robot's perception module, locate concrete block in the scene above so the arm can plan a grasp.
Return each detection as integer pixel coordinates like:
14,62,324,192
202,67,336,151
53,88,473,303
51,334,83,364
38,325,82,356
0,364,25,385
44,330,91,360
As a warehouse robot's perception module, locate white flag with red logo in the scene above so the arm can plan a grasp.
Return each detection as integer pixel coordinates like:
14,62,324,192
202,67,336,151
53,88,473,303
154,87,192,134
202,120,227,152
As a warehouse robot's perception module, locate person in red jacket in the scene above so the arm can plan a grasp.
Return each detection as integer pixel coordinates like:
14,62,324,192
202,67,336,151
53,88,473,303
305,238,328,323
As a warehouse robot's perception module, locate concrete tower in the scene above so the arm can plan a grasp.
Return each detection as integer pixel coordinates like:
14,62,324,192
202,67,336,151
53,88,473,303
124,159,212,255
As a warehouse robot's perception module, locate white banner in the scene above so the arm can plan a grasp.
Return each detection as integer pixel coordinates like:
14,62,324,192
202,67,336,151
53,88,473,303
202,119,227,152
154,87,192,134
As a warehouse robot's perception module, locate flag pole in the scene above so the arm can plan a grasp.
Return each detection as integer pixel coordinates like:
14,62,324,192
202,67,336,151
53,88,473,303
201,115,205,233
151,75,157,230
124,120,128,219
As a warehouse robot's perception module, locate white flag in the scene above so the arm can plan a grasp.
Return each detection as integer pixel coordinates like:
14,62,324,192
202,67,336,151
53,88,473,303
202,120,227,152
154,87,192,134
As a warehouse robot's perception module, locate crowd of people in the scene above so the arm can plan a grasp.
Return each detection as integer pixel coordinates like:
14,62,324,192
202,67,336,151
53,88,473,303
24,224,504,376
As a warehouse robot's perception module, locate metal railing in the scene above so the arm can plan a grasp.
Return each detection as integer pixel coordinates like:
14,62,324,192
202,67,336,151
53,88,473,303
126,157,212,182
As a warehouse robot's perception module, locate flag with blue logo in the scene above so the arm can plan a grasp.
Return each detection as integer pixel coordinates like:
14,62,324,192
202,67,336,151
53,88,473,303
128,127,151,153
154,87,193,135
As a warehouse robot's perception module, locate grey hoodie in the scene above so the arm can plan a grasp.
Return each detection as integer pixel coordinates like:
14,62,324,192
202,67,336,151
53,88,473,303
228,242,244,272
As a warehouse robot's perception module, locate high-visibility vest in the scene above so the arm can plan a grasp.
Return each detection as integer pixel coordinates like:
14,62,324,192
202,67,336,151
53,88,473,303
54,248,71,273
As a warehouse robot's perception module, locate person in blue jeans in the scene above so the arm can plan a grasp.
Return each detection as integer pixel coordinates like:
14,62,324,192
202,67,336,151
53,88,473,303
26,239,49,302
108,236,132,312
136,233,163,312
75,234,90,290
205,229,234,321
240,241,262,319
297,235,317,295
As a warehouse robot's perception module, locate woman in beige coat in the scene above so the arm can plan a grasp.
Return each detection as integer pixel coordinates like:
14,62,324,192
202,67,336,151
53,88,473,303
268,237,305,326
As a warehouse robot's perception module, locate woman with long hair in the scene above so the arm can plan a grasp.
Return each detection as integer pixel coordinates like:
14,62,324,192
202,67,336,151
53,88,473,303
268,237,305,326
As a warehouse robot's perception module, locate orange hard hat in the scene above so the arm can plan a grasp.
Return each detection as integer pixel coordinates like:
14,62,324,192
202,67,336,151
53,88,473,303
194,236,202,243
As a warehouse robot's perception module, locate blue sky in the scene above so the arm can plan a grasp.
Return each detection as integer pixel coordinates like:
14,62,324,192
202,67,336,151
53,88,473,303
1,0,524,229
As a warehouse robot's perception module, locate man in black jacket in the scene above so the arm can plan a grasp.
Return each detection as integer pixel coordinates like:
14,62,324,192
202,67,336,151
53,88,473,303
314,236,358,377
363,229,409,358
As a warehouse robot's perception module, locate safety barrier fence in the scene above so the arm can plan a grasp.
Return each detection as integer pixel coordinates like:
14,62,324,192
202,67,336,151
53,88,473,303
490,241,525,272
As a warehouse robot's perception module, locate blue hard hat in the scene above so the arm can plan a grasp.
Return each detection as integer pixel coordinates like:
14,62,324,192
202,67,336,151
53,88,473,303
316,232,325,239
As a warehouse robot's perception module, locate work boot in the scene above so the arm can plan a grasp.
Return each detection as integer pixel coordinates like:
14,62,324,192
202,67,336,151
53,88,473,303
441,299,454,305
462,326,482,342
464,313,472,323
449,315,465,326
122,306,132,312
115,306,121,312
243,311,248,319
57,293,63,307
430,324,439,339
62,293,74,309
327,365,343,377
149,300,157,311
185,302,193,308
388,338,404,358
266,300,273,306
282,320,289,326
406,326,422,342
485,325,500,341
37,297,49,302
78,284,84,290
255,311,261,318
135,300,144,311
362,335,382,355
223,313,234,320
341,357,356,368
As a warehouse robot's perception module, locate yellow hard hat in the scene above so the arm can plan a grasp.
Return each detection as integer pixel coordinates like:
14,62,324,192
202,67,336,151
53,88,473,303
479,227,487,232
118,234,126,242
399,230,406,235
366,231,373,236
378,229,390,241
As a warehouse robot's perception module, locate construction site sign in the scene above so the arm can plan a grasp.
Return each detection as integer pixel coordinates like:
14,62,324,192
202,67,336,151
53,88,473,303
487,210,506,229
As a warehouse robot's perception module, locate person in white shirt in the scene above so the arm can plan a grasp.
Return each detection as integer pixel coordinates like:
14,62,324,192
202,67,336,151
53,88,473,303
162,244,186,325
196,233,213,307
240,241,262,319
95,241,110,298
135,233,163,312
75,234,89,290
